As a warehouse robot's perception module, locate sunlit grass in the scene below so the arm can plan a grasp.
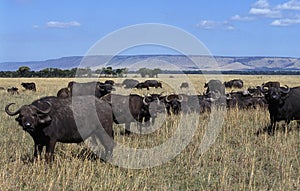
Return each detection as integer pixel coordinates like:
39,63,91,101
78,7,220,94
0,75,299,190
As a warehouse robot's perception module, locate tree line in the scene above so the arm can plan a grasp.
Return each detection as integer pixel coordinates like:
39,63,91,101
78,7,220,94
0,66,163,78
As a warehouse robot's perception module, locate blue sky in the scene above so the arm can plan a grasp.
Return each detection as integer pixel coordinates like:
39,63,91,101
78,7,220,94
1,0,300,62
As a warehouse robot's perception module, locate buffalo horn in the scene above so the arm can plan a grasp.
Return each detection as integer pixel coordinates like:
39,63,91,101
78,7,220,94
32,101,52,114
143,97,149,105
178,95,183,102
279,85,290,94
165,95,171,102
5,103,21,116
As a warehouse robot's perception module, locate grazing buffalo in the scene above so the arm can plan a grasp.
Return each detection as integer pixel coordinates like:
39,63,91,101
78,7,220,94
135,82,149,90
163,94,183,115
144,80,162,89
57,87,71,98
0,87,5,90
7,87,19,95
258,84,300,135
68,81,114,98
104,80,115,86
101,94,153,135
180,82,189,89
21,82,36,91
5,96,114,162
122,79,139,89
226,91,266,109
204,80,225,95
224,79,243,89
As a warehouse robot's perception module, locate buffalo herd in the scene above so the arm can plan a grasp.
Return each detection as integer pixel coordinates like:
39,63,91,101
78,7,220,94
4,78,300,162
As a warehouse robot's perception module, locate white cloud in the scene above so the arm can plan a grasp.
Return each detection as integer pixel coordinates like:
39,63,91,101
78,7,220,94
46,21,81,28
253,0,270,8
270,18,300,26
276,0,300,10
196,20,234,30
249,8,282,18
230,14,254,21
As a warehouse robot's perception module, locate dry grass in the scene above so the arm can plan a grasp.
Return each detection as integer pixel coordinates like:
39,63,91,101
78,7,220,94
0,75,299,190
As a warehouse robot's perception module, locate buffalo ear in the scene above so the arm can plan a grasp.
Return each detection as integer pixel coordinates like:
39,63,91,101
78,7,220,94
38,114,52,124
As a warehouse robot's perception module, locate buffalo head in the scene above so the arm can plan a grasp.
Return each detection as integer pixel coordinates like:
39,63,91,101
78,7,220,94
259,84,290,103
5,102,52,133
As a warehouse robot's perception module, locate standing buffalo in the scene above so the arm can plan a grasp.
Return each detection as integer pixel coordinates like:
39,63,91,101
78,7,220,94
68,81,114,98
143,80,162,89
180,82,189,89
21,82,36,91
122,79,139,89
135,82,149,90
224,79,243,89
5,96,114,162
204,80,225,95
7,87,19,95
258,84,300,135
101,94,153,135
163,94,183,115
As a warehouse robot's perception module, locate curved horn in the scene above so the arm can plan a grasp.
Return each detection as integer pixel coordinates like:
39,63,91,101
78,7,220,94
156,97,160,105
177,95,183,102
165,95,171,102
279,85,290,94
32,101,52,114
258,85,268,93
5,103,21,116
143,97,149,105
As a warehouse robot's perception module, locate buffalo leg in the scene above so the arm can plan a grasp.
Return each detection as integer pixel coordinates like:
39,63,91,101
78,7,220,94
45,140,56,163
124,123,131,135
34,143,43,160
94,129,114,161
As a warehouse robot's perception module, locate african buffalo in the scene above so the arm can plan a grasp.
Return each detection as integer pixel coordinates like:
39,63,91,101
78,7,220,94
224,79,243,89
122,79,139,89
101,94,153,135
7,87,19,95
68,81,114,98
180,82,189,89
144,80,162,89
21,82,36,91
5,96,114,162
262,81,280,89
163,94,183,115
204,80,225,95
258,84,300,135
135,82,149,90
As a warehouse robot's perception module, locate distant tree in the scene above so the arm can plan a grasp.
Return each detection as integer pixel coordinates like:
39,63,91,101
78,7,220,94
137,68,148,77
152,68,161,78
17,66,31,77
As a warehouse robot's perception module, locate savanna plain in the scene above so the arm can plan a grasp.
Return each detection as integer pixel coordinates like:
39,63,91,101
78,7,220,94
0,74,299,190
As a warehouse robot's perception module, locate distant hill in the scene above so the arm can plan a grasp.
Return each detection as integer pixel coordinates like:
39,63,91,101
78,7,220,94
1,55,300,71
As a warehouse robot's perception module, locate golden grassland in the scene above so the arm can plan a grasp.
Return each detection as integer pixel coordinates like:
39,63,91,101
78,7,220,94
0,75,299,190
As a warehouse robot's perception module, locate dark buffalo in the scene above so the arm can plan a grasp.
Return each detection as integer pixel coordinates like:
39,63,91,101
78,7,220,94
122,79,139,89
57,87,71,98
7,87,19,95
68,81,114,98
135,82,149,90
224,79,243,89
101,94,153,135
180,82,189,89
204,80,225,95
144,80,162,88
21,82,36,91
247,86,264,97
163,94,183,115
226,91,263,109
104,80,115,86
143,94,166,124
5,96,114,162
258,84,300,135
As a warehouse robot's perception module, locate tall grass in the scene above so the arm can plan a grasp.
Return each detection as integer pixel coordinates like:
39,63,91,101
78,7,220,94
0,75,299,190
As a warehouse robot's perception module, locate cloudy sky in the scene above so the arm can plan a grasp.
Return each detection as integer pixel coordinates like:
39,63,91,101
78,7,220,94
1,0,300,62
